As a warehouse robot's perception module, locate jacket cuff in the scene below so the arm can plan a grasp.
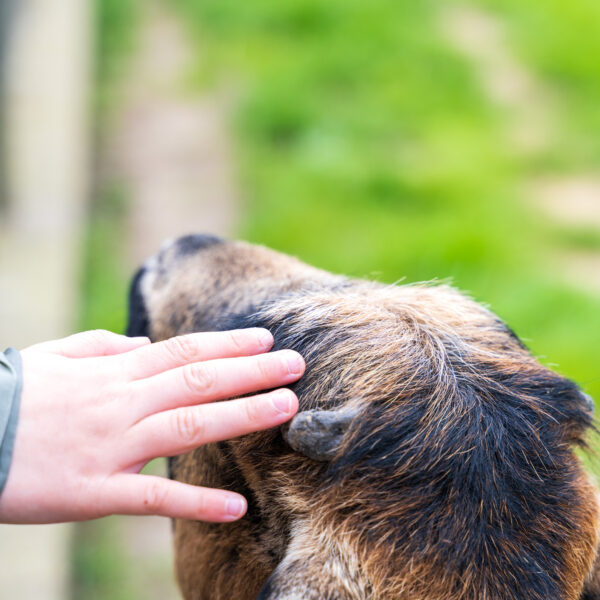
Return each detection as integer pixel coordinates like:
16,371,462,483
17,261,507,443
0,348,22,496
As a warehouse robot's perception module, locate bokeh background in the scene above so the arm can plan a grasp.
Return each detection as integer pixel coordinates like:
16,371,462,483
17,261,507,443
1,0,599,598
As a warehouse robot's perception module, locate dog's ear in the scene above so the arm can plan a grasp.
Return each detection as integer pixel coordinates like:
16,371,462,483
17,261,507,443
541,375,595,446
283,406,360,461
126,267,150,338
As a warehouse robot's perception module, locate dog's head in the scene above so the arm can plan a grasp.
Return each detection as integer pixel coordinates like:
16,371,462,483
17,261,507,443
128,234,599,600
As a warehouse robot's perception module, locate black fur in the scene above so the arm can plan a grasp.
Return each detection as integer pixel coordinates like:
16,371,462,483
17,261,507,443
175,234,223,257
206,297,593,599
126,267,149,338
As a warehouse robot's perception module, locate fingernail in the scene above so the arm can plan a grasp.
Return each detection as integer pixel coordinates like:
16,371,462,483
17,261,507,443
255,328,273,349
283,351,304,376
271,389,293,414
225,496,246,518
130,336,150,343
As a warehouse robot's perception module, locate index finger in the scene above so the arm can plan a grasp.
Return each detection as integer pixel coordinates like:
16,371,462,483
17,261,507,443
110,329,274,380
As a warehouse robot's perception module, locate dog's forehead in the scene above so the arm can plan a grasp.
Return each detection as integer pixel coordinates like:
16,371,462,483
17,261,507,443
136,236,340,341
138,237,231,304
144,237,320,290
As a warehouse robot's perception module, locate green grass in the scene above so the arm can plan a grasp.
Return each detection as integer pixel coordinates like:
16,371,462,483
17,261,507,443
78,183,130,334
170,0,600,406
72,519,137,600
95,0,139,118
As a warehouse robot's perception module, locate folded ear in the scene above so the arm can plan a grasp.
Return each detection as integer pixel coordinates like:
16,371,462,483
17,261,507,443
283,406,359,461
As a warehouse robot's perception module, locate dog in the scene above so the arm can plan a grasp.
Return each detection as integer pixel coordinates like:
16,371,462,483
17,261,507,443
127,234,599,600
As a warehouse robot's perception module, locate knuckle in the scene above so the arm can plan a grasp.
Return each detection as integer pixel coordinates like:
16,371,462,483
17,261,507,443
244,399,264,426
255,356,275,382
86,329,113,345
182,364,216,395
143,482,169,513
95,328,113,337
173,407,206,444
226,330,245,353
165,335,199,363
108,383,134,414
196,494,207,518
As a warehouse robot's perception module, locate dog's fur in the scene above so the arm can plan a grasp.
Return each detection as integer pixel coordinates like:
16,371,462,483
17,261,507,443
127,234,600,600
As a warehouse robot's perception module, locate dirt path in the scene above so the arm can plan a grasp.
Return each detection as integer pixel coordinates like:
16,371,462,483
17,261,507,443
528,176,600,295
528,176,600,229
441,5,556,155
442,4,600,296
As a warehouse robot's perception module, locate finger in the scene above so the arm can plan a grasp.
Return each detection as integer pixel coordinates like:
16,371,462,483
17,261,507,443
112,329,274,380
127,350,305,421
27,330,150,358
128,349,305,419
125,389,298,463
103,474,248,521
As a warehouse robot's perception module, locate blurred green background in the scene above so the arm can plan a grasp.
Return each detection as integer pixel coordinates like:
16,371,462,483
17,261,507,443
89,0,600,400
77,0,600,597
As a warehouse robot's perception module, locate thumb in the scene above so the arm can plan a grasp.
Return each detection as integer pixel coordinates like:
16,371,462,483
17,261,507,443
26,330,150,358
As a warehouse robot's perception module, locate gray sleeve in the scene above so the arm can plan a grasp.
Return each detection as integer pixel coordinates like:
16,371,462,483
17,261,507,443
0,348,22,496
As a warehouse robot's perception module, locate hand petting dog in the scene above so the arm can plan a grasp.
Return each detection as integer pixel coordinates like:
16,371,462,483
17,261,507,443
0,328,303,524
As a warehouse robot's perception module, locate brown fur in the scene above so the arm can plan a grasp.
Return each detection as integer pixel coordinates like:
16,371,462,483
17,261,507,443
127,235,600,600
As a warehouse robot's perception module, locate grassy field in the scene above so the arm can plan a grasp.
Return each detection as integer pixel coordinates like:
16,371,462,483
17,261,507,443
170,0,600,402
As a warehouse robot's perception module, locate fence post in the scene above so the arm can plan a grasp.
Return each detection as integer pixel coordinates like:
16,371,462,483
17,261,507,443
0,0,92,598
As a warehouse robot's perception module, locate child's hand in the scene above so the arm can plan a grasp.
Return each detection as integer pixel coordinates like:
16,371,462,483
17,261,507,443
0,329,303,524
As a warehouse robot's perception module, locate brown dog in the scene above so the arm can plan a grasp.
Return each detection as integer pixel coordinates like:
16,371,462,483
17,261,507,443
127,234,600,600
